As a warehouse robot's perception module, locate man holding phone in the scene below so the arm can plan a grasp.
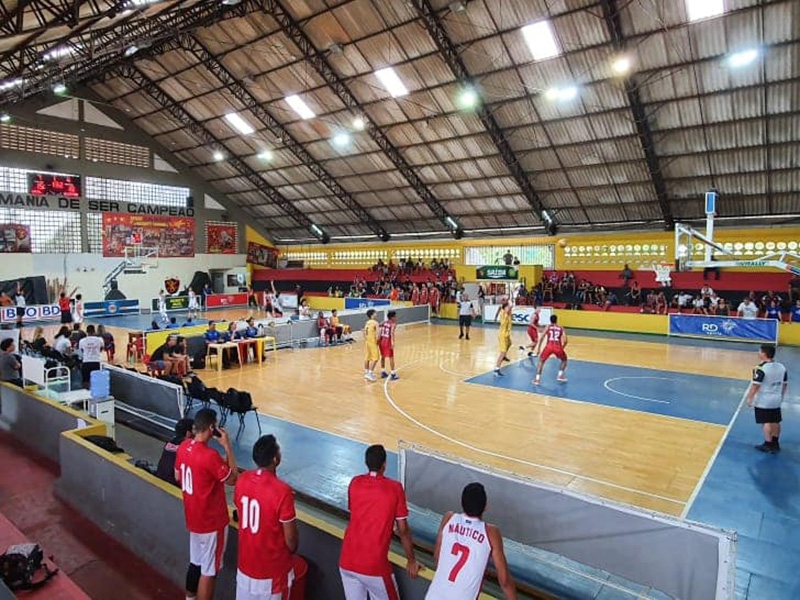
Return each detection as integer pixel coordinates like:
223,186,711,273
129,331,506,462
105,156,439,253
175,409,238,600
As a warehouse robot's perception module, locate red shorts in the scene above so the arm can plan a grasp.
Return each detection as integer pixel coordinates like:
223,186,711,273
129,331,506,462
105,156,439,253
527,325,538,343
540,344,566,362
379,340,393,358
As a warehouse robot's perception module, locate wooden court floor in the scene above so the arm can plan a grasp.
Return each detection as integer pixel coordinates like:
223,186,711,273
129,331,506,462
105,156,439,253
33,312,748,516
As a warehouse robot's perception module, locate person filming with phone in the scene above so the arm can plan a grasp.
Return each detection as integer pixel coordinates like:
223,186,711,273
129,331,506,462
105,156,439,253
175,409,238,600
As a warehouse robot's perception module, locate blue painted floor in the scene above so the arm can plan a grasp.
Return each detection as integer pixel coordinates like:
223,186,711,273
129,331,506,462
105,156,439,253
90,311,209,330
467,357,746,425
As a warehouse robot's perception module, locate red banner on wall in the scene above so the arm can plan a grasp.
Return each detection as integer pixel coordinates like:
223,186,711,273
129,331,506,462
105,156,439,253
246,241,278,268
206,293,248,308
0,223,31,253
206,222,238,254
102,213,195,257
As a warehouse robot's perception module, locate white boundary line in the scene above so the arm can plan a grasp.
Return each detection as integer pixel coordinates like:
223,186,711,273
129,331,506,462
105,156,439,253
603,377,673,404
384,359,685,507
680,390,748,519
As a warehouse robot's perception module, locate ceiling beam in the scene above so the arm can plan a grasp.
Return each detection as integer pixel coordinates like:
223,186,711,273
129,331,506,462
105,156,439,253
180,34,391,242
600,0,674,229
265,0,463,239
409,0,551,227
120,64,329,243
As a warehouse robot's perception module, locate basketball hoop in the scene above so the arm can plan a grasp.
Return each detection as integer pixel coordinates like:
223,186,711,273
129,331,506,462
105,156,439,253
652,263,673,288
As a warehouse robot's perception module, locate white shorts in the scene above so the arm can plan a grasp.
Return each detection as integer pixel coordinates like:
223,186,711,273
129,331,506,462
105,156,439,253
190,527,227,577
189,299,199,310
340,568,399,600
236,569,294,600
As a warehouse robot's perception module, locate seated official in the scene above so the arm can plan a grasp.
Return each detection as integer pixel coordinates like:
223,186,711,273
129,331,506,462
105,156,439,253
204,322,231,368
149,336,178,375
155,418,194,486
243,318,259,338
0,339,23,387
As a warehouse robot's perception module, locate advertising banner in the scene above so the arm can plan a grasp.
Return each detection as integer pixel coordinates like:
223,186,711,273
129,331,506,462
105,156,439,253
476,265,519,280
83,299,141,318
482,305,553,325
246,242,278,268
669,314,778,343
102,213,195,258
206,222,237,254
206,293,248,308
151,296,190,312
344,298,391,310
0,223,31,253
0,304,60,323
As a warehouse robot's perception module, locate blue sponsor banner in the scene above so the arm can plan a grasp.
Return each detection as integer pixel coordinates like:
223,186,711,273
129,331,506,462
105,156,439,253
669,314,778,343
84,299,140,317
0,304,60,323
344,298,391,310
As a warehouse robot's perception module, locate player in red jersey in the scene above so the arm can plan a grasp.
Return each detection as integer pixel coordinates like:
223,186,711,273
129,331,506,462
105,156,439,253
429,285,440,316
410,284,420,306
340,445,418,600
519,308,543,358
174,409,238,600
234,434,299,600
379,310,399,381
420,284,429,307
533,314,568,385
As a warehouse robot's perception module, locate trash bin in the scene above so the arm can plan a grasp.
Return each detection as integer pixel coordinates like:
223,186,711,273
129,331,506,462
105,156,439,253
289,555,308,600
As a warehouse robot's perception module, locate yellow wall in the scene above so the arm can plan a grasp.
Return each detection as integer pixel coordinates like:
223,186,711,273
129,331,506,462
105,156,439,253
306,297,345,311
555,310,668,336
245,225,275,249
779,323,800,346
274,226,800,273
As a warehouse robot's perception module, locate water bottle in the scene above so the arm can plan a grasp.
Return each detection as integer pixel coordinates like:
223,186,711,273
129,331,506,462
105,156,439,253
90,369,110,399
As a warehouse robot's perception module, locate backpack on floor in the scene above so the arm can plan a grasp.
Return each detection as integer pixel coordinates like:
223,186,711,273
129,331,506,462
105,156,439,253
191,352,206,370
224,388,253,412
0,543,58,591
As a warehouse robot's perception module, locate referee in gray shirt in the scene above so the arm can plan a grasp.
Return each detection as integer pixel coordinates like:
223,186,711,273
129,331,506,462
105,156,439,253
746,344,788,453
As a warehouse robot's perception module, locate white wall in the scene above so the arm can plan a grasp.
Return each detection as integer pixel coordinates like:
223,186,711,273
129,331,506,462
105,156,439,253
1,253,246,306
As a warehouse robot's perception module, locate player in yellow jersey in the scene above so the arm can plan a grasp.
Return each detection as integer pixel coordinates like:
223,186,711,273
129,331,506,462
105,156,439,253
363,309,380,381
494,301,512,377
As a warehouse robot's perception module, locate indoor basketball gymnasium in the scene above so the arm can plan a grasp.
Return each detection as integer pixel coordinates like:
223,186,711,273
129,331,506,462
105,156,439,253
0,1,798,600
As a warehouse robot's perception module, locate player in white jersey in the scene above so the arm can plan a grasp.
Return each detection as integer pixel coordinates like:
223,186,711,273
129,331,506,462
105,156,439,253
746,344,788,453
188,288,199,319
425,483,517,600
158,290,169,323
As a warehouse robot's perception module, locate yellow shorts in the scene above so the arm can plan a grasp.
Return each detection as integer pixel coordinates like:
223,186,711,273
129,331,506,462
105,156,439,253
365,343,380,362
498,335,511,353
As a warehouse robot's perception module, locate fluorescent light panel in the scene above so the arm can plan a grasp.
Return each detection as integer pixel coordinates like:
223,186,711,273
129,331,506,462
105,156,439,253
686,0,724,22
374,67,409,97
224,112,255,135
43,46,77,61
728,48,758,68
521,20,560,61
285,94,315,119
0,78,23,91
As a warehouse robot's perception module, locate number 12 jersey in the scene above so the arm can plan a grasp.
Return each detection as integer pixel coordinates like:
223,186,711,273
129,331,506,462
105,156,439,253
425,513,492,600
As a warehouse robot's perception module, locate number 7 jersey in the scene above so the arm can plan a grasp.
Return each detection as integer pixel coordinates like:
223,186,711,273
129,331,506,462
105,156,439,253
425,513,492,600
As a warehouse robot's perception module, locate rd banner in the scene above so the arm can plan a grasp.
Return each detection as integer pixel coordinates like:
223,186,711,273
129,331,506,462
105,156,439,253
102,213,195,257
669,314,778,343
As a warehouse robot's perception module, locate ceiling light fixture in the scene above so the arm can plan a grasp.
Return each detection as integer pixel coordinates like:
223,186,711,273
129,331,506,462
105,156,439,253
220,0,242,5
457,86,479,110
545,86,578,102
43,46,77,61
685,0,724,22
352,115,366,130
727,48,759,68
213,150,225,162
53,82,68,95
124,45,139,57
332,131,351,148
0,113,10,124
521,20,560,61
612,56,631,74
257,149,274,161
285,94,315,119
224,112,256,135
0,78,23,91
375,67,409,97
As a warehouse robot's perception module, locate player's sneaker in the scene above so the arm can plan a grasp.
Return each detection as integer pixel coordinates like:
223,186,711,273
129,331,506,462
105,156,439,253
502,357,510,363
390,373,399,381
557,375,568,383
527,352,534,358
494,369,504,377
381,371,389,378
533,376,541,386
518,345,526,352
465,335,470,340
459,333,464,339
366,372,377,382
755,442,775,453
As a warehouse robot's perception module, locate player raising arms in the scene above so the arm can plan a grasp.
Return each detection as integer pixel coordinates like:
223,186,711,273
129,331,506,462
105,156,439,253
425,483,517,600
379,310,399,380
533,314,568,385
363,309,380,382
493,301,512,377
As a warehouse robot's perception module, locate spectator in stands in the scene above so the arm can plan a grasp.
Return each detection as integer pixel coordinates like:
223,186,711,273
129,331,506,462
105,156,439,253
155,418,194,486
513,256,521,267
791,299,800,323
789,276,800,303
29,326,47,353
0,338,22,387
692,295,708,315
299,298,310,318
738,297,759,320
619,263,634,287
700,283,714,298
317,312,332,346
576,280,590,304
425,482,518,600
174,409,237,600
717,298,731,316
53,325,72,356
0,291,12,308
170,336,191,376
97,324,115,362
765,299,782,321
78,324,104,387
339,444,418,599
330,309,348,343
150,320,160,330
149,336,178,375
561,271,576,295
602,291,618,312
234,434,299,600
167,317,180,329
641,290,656,314
70,323,86,348
503,250,513,266
655,291,668,315
626,281,641,306
673,291,692,313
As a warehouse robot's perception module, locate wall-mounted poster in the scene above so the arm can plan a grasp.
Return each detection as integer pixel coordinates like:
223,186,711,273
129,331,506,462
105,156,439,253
246,241,278,268
206,222,238,254
0,224,32,253
102,213,195,257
